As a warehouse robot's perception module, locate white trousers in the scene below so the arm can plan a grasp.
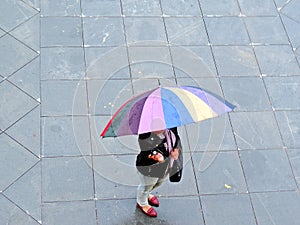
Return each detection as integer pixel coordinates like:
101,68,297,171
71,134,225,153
136,171,168,206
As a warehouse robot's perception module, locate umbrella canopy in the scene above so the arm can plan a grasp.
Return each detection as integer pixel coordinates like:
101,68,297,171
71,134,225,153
100,86,235,137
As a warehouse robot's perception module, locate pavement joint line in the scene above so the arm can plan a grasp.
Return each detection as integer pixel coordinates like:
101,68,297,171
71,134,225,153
2,193,42,224
2,131,40,159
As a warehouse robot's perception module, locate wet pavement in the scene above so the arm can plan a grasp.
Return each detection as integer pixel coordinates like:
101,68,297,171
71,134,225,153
0,0,300,224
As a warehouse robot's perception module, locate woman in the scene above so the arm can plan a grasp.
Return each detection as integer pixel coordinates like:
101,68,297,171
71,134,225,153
136,127,181,217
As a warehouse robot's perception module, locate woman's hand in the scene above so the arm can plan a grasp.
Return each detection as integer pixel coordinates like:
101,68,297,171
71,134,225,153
170,148,179,160
148,151,165,162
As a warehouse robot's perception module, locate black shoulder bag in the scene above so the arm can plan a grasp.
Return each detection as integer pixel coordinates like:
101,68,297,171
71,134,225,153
167,130,183,183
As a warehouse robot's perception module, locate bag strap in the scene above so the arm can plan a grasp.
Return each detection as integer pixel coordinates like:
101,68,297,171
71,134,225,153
165,129,177,167
167,130,179,148
165,130,173,152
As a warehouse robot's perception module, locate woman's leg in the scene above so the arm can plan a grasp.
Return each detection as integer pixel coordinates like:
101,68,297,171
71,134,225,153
151,173,168,190
136,172,159,206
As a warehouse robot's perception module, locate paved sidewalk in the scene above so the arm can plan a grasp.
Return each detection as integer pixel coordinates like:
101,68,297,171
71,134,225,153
1,0,300,224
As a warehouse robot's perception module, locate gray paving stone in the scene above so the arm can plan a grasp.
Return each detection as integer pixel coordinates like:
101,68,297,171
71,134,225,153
91,115,114,154
280,0,300,22
6,106,40,157
100,134,139,156
185,114,236,152
200,0,240,16
0,81,39,131
264,76,300,110
113,66,131,79
154,153,199,197
296,47,300,61
42,156,94,201
4,162,41,222
0,194,40,225
41,80,88,116
91,115,140,155
0,34,38,77
41,47,85,80
171,46,217,78
124,17,167,45
132,78,160,94
96,197,204,225
155,77,177,87
230,112,283,150
41,17,82,47
96,199,137,225
240,150,297,192
0,0,38,31
221,77,271,111
8,56,40,99
201,194,256,225
42,201,96,225
0,133,39,191
212,46,260,76
128,46,174,78
176,77,223,96
122,0,162,16
83,17,126,47
23,0,40,11
81,0,121,16
10,14,40,52
42,116,91,157
0,28,5,37
91,115,118,154
150,197,205,225
287,149,300,187
205,17,249,45
131,62,174,79
128,46,171,64
85,47,130,79
164,17,208,45
281,14,300,49
93,155,138,199
239,0,278,16
41,0,81,16
275,111,300,149
251,191,300,225
111,66,131,79
160,0,201,16
244,16,289,45
274,0,289,9
87,79,133,115
193,151,247,194
254,45,300,76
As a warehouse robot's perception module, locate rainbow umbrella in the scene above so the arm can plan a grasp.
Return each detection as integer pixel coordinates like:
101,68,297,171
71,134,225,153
100,86,235,137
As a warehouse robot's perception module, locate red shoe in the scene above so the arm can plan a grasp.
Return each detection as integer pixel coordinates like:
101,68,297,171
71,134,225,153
148,195,159,207
136,203,157,217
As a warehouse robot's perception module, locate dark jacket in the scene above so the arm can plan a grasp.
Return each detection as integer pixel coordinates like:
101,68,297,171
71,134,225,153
136,128,180,178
